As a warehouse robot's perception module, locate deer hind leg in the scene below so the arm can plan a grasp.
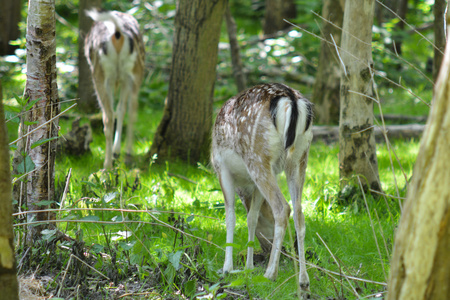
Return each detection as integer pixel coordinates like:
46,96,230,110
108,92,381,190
243,187,264,270
95,78,115,169
112,82,130,160
286,148,311,291
239,188,275,254
218,166,236,274
250,170,290,281
124,80,139,166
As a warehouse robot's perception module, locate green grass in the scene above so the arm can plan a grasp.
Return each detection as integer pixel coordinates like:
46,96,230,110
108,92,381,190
4,93,420,298
38,108,419,298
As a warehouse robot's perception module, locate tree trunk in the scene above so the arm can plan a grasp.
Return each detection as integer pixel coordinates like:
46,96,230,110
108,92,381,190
0,0,21,56
149,0,227,163
263,0,297,35
0,80,19,300
387,17,450,300
433,0,447,82
391,0,408,55
339,0,380,192
22,0,60,242
77,0,101,114
312,0,345,125
225,5,247,92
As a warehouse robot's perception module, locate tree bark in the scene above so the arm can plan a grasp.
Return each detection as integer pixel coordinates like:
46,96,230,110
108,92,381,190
22,0,60,242
391,0,408,55
0,0,21,56
387,17,450,300
149,0,227,163
312,0,345,125
263,0,297,35
433,0,447,82
339,0,380,192
77,0,101,114
225,5,247,92
0,80,19,300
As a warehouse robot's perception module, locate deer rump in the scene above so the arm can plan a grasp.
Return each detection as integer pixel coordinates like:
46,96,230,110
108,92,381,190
212,83,313,287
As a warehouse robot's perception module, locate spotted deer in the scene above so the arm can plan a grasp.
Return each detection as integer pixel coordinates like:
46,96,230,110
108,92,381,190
85,10,145,169
211,83,313,290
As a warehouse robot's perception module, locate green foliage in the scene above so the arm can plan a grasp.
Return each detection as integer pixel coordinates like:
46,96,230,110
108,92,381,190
5,0,432,298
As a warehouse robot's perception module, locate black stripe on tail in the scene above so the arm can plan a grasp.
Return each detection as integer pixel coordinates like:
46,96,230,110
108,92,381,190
285,93,298,149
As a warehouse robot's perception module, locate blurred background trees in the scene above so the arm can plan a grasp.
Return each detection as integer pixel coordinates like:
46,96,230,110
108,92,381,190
0,0,22,56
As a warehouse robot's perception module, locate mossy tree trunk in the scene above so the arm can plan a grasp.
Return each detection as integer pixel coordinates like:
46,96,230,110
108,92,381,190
339,0,380,191
0,80,19,300
312,0,345,125
21,0,59,242
77,0,101,114
149,0,226,163
387,17,450,300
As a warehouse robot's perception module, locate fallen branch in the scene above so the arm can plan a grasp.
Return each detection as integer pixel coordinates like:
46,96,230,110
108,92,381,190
312,124,425,144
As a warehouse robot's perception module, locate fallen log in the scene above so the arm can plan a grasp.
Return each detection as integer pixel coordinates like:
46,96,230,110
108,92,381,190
312,124,426,144
374,114,427,124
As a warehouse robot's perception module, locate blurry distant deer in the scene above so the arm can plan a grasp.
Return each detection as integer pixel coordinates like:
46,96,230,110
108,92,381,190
85,10,145,169
212,83,313,291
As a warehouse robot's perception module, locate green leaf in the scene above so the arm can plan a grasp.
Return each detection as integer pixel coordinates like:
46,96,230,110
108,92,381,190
224,243,241,249
41,229,57,241
25,99,40,111
35,200,55,207
24,120,39,126
183,280,197,298
226,278,245,287
4,104,21,113
119,241,136,251
168,250,183,271
91,244,104,253
17,155,35,174
208,282,221,291
103,192,117,203
112,215,123,222
41,229,57,235
246,241,256,248
186,215,195,223
31,136,59,149
251,275,271,283
81,215,100,221
14,94,27,106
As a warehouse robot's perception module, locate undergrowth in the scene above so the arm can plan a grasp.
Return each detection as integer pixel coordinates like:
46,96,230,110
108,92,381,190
12,113,418,299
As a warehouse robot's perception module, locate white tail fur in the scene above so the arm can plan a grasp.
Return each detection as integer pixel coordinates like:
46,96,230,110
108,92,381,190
211,83,313,290
85,10,145,169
